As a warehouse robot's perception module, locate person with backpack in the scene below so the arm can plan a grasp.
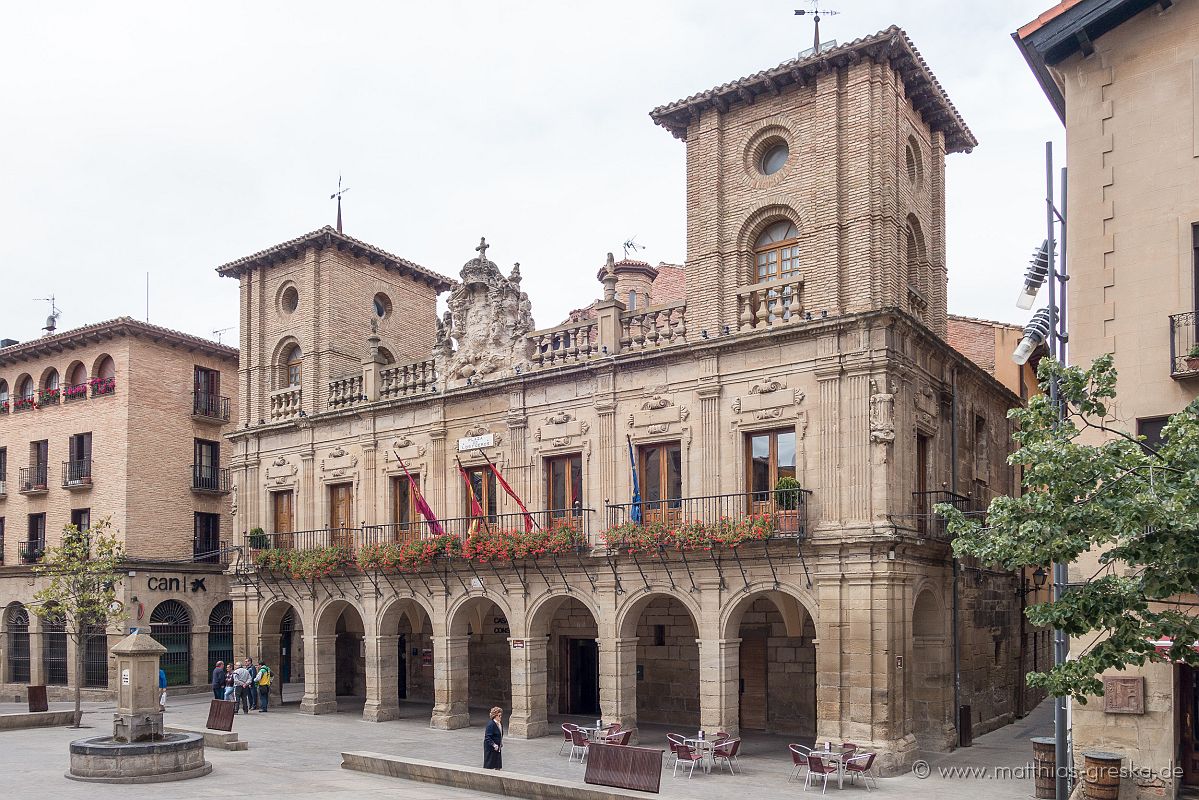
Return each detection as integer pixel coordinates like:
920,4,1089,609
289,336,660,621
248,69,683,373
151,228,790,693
158,667,167,711
256,663,273,713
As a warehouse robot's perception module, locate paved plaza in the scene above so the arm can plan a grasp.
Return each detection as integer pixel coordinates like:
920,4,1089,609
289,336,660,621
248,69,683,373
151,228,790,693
0,689,1053,799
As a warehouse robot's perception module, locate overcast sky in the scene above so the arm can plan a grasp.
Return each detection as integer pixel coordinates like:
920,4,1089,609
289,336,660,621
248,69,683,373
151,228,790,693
1,1,1062,346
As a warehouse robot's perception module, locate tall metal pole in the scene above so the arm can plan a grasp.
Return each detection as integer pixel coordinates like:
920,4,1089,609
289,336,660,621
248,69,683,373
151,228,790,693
1045,140,1070,800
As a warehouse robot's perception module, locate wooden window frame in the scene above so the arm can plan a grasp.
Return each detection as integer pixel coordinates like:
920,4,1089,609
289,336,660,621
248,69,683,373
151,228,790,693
389,474,421,528
637,441,682,512
545,454,583,517
463,466,497,521
744,428,798,503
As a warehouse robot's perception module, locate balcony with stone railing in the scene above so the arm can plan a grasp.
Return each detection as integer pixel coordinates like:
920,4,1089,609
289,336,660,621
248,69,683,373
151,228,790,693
737,276,803,331
529,319,599,368
621,301,687,350
328,375,364,409
270,386,301,421
380,358,437,400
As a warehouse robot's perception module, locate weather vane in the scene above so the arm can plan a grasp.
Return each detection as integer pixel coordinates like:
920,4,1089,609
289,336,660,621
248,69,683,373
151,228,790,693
331,175,351,234
795,1,840,55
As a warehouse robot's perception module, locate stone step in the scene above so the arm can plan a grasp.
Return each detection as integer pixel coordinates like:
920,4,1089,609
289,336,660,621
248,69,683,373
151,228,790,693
164,724,247,751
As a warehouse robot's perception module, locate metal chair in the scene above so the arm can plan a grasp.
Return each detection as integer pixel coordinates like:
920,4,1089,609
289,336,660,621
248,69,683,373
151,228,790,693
605,729,633,746
673,742,707,779
568,727,590,763
559,723,578,756
666,733,686,766
844,751,878,791
713,737,741,774
788,744,813,782
803,753,839,794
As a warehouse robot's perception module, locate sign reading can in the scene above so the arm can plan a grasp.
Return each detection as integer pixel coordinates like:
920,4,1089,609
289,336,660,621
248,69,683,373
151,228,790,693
458,433,495,451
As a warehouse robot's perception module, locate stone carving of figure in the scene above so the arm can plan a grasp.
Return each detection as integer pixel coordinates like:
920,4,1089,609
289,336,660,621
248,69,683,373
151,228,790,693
869,379,897,445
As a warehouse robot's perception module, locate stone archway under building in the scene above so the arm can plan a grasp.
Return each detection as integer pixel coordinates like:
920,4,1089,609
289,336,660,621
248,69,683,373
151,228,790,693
433,595,512,730
302,598,365,714
910,587,953,751
611,590,702,735
367,596,435,722
259,600,305,701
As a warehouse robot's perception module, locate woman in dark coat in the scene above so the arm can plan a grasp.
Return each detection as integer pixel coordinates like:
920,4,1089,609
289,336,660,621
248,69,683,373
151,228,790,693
483,707,504,770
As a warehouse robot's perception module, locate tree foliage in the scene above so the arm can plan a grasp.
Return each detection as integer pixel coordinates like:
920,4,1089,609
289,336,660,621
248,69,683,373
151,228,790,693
31,518,126,726
939,355,1199,702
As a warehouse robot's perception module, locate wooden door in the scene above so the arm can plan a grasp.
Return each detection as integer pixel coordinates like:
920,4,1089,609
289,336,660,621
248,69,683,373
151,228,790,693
272,491,294,548
329,483,353,548
1181,665,1199,785
739,633,768,730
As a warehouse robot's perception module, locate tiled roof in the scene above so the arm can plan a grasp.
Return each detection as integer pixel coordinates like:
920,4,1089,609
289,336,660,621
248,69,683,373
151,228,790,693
650,26,977,154
215,225,454,290
0,316,238,367
1016,0,1088,38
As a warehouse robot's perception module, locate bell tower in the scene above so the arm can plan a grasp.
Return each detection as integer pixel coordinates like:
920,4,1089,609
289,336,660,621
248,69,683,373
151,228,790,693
650,26,975,339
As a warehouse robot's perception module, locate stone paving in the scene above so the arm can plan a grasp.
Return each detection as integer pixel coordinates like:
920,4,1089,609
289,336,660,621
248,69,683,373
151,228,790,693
0,689,1053,799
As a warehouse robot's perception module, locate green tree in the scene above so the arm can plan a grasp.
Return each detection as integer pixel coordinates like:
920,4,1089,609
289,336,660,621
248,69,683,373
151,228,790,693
31,518,126,727
939,355,1199,701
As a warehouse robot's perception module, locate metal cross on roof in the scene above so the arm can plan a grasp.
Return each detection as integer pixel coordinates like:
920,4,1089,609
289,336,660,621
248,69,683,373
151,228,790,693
330,175,351,234
476,236,489,260
795,1,840,55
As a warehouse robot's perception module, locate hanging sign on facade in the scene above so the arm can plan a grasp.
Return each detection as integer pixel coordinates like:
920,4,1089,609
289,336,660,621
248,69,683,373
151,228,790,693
458,433,495,451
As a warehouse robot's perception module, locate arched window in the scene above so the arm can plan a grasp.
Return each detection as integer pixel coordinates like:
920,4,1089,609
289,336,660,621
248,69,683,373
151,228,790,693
754,220,800,283
83,620,109,688
5,604,30,683
43,368,59,392
42,612,67,685
905,135,924,191
16,375,33,401
628,290,637,310
905,217,929,322
378,347,396,366
207,601,234,674
0,380,8,409
67,361,87,386
150,600,192,686
92,355,116,397
284,345,303,387
95,355,115,379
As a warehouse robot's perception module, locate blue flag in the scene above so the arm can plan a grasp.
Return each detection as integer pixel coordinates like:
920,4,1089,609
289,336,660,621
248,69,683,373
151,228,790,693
627,436,642,523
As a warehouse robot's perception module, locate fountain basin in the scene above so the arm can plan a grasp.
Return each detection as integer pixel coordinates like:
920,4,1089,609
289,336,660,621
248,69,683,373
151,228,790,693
67,732,211,783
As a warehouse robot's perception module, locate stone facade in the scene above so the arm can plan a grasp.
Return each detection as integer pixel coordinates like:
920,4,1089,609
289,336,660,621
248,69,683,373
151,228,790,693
0,317,238,699
225,27,1043,776
1017,1,1199,796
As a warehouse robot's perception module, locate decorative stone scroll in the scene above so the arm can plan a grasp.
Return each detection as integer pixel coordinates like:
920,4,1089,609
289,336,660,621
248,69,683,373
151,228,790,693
535,411,590,449
628,395,689,433
265,456,298,487
383,436,427,475
915,382,939,433
731,376,803,424
320,446,359,478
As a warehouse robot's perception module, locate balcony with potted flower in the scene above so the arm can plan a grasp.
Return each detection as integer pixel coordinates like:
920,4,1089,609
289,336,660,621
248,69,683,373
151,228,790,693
13,394,36,413
89,376,116,397
1170,312,1199,378
62,458,93,490
63,382,89,403
19,465,48,494
37,387,60,407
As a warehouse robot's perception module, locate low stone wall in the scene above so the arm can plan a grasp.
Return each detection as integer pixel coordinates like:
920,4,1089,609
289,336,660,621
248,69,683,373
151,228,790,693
0,710,77,730
341,752,658,800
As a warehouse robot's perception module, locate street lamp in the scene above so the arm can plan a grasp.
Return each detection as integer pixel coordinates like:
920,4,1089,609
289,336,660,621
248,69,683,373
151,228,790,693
1012,308,1052,365
1017,565,1049,597
1017,240,1052,310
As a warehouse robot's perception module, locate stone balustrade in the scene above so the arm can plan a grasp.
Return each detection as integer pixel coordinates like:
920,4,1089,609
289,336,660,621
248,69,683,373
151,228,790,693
380,359,437,399
328,375,364,409
620,301,687,350
269,386,301,421
737,276,803,330
528,319,599,368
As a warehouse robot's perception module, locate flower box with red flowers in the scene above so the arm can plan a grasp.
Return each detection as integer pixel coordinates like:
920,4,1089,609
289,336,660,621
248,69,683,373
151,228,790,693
63,383,89,401
38,388,61,406
89,376,116,397
13,396,37,412
0,400,8,414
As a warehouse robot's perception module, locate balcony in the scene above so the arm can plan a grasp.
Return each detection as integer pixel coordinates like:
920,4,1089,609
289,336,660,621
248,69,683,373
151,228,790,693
38,388,60,407
191,465,230,494
0,477,6,498
193,539,230,565
62,459,93,489
12,395,36,413
1170,312,1199,378
91,376,116,397
62,382,89,403
270,386,301,421
604,490,813,542
19,539,44,564
737,276,804,331
192,390,231,422
913,490,971,540
18,465,48,494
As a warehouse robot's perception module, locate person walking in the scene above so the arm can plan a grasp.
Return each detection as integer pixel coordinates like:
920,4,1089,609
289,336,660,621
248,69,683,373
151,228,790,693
232,660,252,714
158,668,168,711
223,672,236,702
483,707,504,770
247,657,260,710
256,663,272,713
211,660,226,700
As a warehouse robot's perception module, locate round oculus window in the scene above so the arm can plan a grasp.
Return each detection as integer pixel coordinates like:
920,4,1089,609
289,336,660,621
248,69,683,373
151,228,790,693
281,286,299,314
372,292,392,319
760,142,789,176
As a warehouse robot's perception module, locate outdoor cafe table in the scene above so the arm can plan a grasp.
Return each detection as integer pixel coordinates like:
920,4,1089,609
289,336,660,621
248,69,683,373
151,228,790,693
683,738,716,773
814,745,851,789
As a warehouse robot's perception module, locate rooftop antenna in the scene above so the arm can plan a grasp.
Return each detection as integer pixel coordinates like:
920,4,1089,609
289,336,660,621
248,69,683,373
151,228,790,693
622,236,645,259
331,175,351,234
795,1,839,55
212,326,235,344
35,294,61,335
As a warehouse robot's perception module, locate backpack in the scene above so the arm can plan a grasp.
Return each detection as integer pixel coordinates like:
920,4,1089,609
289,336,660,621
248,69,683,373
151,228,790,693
258,667,271,686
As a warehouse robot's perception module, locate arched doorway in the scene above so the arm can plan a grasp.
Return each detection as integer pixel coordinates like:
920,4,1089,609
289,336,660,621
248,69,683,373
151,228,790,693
378,598,434,713
724,590,816,736
618,593,700,728
911,588,951,750
534,596,600,718
449,596,512,717
311,600,366,703
281,608,302,685
150,600,193,686
259,600,304,703
207,601,234,674
5,604,30,683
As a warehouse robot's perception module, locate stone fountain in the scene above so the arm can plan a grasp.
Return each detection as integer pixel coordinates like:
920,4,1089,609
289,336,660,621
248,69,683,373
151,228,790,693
67,632,211,783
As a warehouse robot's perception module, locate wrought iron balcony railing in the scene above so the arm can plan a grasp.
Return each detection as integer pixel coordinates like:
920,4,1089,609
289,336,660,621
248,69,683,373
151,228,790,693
913,490,971,539
1170,311,1199,378
62,459,92,488
603,490,813,541
192,391,231,421
191,465,230,493
19,465,48,493
193,539,230,565
19,539,44,564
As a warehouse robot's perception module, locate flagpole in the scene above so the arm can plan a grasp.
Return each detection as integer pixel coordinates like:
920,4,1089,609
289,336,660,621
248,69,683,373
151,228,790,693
393,449,443,536
478,448,540,532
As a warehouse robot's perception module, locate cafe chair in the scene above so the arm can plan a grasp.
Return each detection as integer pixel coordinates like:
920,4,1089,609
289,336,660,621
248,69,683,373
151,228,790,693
559,723,578,756
568,728,590,763
713,737,741,774
844,751,879,790
803,753,839,794
788,744,813,782
673,742,707,779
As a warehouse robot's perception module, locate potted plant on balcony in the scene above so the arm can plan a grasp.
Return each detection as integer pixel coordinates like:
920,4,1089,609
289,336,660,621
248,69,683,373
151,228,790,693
248,527,269,550
774,476,803,535
1185,344,1199,372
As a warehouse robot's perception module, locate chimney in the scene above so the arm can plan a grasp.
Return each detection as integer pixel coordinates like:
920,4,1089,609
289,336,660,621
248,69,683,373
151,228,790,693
0,339,18,349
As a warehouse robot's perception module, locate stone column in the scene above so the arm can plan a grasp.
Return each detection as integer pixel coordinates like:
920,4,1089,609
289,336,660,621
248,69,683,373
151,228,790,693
430,634,470,729
361,333,384,402
507,636,548,738
191,624,210,688
363,634,401,722
258,632,283,677
599,637,638,735
698,637,741,738
28,615,45,686
362,444,378,526
300,451,316,530
299,633,337,714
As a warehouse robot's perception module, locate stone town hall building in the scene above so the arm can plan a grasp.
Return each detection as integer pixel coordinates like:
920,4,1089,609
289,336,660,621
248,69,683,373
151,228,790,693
225,27,1046,773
